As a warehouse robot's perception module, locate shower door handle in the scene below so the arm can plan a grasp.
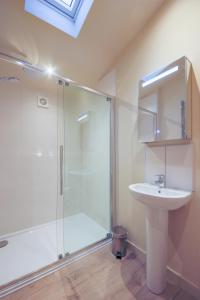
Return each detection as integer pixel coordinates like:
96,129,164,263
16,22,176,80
60,145,64,196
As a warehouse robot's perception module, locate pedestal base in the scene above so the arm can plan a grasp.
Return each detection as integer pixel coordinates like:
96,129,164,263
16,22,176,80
146,207,168,294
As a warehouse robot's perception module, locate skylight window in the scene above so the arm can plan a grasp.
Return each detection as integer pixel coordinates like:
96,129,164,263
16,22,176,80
44,0,82,21
25,0,93,38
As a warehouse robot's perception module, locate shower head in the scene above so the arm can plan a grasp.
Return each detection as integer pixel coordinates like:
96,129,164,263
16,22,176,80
0,76,20,82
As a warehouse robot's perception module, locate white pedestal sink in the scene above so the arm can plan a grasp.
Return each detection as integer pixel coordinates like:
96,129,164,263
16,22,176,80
129,183,192,294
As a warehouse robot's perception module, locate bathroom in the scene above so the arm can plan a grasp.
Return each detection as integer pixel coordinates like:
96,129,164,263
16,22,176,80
0,0,200,299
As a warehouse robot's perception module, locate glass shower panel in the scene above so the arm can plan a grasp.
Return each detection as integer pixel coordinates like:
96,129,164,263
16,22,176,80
63,85,111,255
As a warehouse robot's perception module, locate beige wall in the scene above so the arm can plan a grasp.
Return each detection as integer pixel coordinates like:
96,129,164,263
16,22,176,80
96,70,116,96
112,0,200,290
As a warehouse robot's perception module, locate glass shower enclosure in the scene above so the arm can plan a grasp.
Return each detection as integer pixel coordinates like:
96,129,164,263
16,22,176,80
0,53,113,293
59,84,111,257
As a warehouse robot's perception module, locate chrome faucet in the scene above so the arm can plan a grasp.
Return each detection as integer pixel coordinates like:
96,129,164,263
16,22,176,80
154,174,165,188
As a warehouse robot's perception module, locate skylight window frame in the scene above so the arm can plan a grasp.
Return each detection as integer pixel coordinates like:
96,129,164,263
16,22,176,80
25,0,94,38
42,0,83,21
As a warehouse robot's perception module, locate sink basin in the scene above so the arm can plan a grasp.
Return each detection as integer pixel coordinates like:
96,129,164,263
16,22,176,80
129,183,191,210
128,182,192,294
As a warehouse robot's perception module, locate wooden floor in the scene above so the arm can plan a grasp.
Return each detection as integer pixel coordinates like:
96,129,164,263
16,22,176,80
2,245,197,300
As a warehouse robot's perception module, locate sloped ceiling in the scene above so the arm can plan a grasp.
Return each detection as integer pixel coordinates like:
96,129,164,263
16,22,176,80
0,0,165,87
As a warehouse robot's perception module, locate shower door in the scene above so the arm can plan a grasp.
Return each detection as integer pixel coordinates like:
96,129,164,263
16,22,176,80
62,85,111,255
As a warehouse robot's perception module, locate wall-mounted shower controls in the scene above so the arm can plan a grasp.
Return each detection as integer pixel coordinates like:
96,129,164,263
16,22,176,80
37,96,48,108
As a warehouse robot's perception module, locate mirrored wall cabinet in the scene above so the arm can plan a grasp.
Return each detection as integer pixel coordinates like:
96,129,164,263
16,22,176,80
138,57,192,145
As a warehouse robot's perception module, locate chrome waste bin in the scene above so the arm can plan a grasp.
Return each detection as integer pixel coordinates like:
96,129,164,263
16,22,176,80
112,225,128,259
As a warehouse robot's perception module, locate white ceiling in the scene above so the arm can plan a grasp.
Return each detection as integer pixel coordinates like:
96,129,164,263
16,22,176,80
0,0,165,87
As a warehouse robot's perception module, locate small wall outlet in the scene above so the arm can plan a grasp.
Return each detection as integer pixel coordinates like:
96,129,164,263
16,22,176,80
37,96,48,108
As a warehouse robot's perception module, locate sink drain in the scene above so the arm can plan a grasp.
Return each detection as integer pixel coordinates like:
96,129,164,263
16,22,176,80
0,240,8,248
